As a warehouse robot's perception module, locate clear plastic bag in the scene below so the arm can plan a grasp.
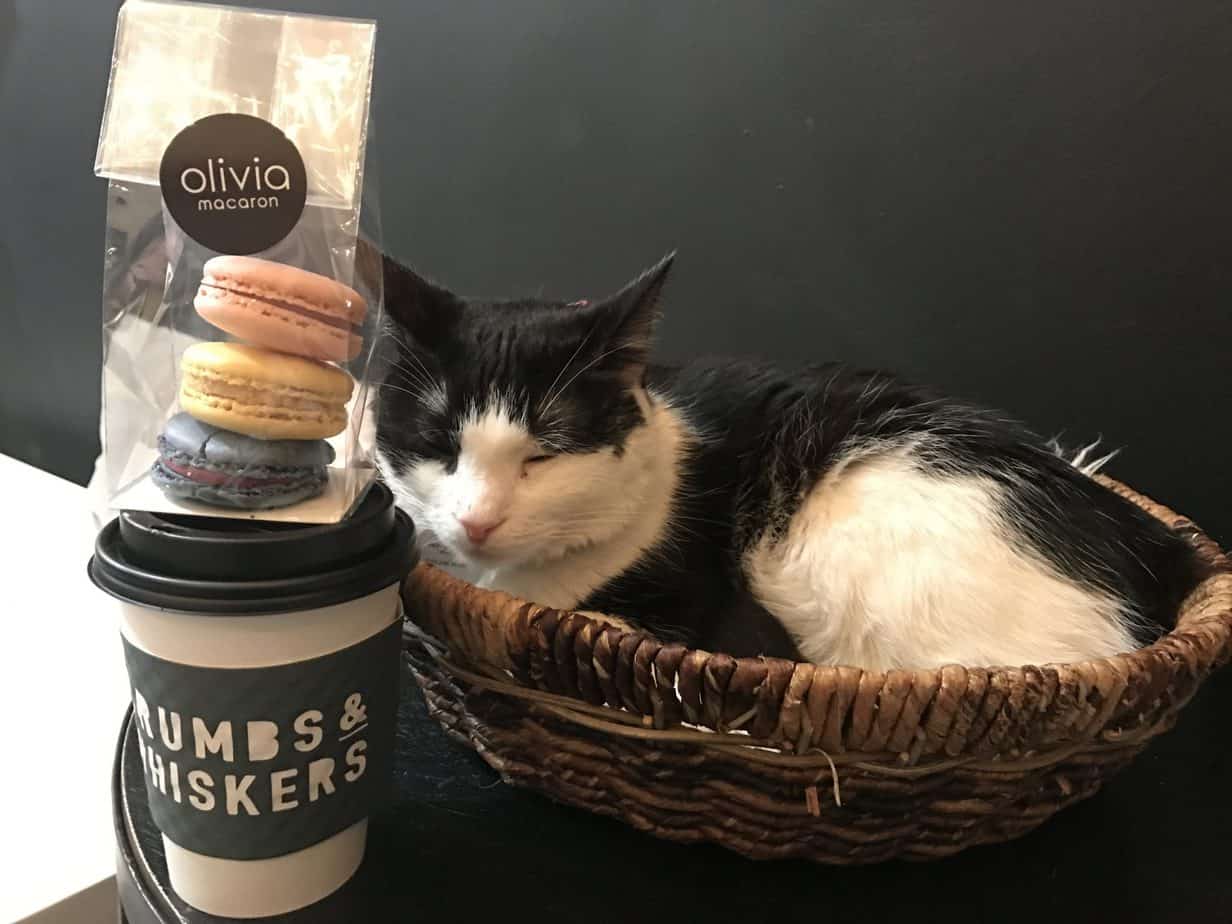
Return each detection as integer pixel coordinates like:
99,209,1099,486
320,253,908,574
95,1,381,523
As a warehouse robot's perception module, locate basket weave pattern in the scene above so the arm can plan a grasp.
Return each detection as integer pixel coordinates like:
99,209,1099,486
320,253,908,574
402,479,1232,863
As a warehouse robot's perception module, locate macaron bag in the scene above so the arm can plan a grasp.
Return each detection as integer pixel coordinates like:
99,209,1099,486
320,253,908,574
94,1,386,524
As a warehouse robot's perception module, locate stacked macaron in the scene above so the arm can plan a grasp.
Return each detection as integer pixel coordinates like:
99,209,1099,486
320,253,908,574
152,256,367,510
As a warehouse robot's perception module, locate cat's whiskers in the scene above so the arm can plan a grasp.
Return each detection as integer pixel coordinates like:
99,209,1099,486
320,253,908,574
378,380,428,401
539,342,636,419
381,324,440,387
391,351,438,392
390,367,445,408
385,359,433,393
382,321,419,355
538,318,602,417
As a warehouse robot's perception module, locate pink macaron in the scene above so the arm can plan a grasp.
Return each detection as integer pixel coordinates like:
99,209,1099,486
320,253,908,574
195,256,368,362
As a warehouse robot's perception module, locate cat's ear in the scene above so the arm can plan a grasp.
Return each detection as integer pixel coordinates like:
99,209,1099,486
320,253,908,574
380,253,460,346
588,252,675,385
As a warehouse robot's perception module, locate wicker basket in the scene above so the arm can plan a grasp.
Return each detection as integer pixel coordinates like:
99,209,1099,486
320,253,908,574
401,478,1232,863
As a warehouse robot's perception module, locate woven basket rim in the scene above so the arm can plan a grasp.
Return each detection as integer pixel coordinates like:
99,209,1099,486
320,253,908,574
404,475,1232,766
411,475,1229,670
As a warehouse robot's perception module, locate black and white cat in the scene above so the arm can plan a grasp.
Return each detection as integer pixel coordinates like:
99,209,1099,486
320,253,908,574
374,252,1206,669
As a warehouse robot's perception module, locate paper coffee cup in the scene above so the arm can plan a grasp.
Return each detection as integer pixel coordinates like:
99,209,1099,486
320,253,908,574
90,483,416,918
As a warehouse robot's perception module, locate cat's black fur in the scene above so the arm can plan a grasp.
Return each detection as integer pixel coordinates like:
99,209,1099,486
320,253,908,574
619,360,1209,656
376,251,1210,660
378,251,662,471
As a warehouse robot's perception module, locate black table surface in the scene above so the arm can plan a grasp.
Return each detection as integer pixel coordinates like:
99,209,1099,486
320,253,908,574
116,658,1232,924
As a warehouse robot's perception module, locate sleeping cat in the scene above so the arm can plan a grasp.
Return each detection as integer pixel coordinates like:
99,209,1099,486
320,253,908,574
374,252,1206,669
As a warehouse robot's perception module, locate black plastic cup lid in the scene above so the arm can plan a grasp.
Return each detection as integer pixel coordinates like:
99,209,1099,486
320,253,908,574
89,482,418,615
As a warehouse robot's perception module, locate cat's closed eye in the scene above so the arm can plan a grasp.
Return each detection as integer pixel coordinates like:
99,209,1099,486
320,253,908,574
521,454,557,477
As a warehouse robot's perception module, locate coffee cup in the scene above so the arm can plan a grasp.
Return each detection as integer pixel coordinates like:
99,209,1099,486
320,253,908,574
90,482,416,918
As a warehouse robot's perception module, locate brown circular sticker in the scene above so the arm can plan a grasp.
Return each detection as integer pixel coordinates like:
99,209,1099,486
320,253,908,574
159,114,307,255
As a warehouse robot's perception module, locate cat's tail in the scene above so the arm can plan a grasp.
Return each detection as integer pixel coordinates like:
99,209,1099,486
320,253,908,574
1047,435,1121,477
1037,435,1215,645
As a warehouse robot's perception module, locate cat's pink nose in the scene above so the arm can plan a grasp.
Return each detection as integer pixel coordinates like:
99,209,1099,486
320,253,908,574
458,515,505,545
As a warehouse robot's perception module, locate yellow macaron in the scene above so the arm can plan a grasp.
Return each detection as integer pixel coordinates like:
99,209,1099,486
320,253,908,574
180,342,354,440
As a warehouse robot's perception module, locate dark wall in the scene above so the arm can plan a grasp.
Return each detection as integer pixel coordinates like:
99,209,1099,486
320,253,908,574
1,0,1228,542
